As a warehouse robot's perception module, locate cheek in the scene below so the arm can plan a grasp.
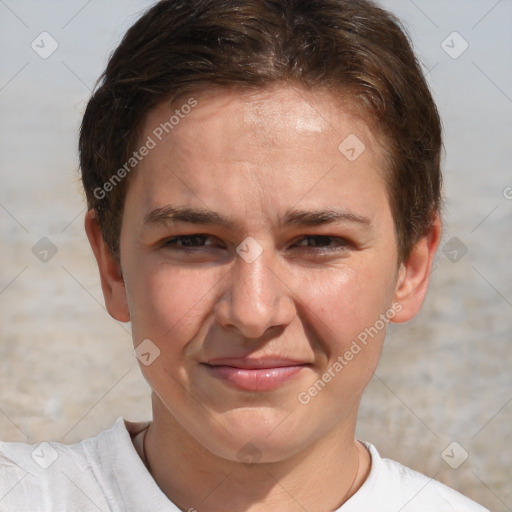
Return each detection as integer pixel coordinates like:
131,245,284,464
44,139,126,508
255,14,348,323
295,266,396,410
298,261,397,344
126,259,222,348
125,252,398,350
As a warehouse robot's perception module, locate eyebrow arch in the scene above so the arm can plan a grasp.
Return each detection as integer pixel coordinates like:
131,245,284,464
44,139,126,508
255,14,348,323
143,205,371,229
282,208,371,227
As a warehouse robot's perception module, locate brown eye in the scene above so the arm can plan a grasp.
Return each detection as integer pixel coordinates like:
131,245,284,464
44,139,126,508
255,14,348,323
162,235,220,250
293,236,350,252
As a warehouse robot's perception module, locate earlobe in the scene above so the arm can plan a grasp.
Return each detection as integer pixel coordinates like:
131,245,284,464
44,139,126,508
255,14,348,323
391,214,442,324
84,209,131,323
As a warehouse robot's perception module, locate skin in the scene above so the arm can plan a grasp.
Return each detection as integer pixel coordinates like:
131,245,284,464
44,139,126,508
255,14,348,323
85,84,441,511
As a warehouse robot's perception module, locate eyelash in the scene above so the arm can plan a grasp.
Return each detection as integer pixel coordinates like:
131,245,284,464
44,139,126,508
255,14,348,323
161,234,350,253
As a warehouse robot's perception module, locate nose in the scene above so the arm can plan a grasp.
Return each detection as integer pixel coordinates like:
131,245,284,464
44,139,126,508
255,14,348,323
214,246,296,340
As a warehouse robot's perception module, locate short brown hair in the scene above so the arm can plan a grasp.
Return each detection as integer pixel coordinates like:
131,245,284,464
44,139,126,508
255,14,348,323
79,0,442,262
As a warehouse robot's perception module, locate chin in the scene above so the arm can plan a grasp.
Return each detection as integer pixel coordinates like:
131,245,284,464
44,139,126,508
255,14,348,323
198,406,315,463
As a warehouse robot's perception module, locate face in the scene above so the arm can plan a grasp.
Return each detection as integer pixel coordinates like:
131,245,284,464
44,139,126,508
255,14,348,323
106,85,421,462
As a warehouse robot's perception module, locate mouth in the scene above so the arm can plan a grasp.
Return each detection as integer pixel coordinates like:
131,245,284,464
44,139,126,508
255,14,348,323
201,357,311,392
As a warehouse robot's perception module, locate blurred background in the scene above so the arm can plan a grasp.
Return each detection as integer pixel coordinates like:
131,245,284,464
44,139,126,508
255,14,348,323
0,1,510,510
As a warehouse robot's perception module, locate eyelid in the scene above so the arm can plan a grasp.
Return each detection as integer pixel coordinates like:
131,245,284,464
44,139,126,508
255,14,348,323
292,236,354,255
293,235,350,246
160,234,220,248
160,234,352,252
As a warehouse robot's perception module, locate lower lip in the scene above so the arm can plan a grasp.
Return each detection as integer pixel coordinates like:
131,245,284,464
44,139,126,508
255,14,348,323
204,365,306,392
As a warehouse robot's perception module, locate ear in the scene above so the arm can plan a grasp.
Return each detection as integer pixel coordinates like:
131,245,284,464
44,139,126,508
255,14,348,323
391,214,442,323
84,209,130,323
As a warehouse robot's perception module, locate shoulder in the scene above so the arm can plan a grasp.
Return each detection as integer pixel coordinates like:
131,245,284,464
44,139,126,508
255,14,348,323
342,442,489,512
0,418,152,512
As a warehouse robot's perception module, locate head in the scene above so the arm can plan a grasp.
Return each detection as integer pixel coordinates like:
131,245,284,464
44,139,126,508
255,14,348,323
81,0,442,463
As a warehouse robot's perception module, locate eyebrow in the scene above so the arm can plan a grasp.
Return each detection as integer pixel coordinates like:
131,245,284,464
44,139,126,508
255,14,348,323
143,205,371,229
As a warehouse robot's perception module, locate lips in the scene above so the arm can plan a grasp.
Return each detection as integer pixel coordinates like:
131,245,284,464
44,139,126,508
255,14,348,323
202,357,310,392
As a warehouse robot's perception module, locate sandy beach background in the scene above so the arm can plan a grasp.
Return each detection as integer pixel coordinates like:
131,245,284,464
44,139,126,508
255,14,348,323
1,1,511,510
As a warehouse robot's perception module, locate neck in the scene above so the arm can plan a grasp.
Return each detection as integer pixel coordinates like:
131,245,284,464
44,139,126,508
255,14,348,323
142,396,371,512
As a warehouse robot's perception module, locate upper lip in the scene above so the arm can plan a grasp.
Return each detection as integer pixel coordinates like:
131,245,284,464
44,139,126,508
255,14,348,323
203,357,311,369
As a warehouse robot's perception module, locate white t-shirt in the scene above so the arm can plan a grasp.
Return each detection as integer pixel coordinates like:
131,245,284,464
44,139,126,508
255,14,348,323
0,418,489,512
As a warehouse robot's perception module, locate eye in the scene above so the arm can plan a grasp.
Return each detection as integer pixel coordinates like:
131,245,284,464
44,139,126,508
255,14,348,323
293,235,350,253
161,234,221,250
160,234,351,254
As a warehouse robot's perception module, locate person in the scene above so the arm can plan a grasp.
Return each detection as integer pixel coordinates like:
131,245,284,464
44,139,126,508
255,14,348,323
0,0,490,510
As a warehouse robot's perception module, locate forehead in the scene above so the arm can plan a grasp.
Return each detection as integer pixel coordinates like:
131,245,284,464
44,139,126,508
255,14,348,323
127,85,390,228
151,85,382,160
